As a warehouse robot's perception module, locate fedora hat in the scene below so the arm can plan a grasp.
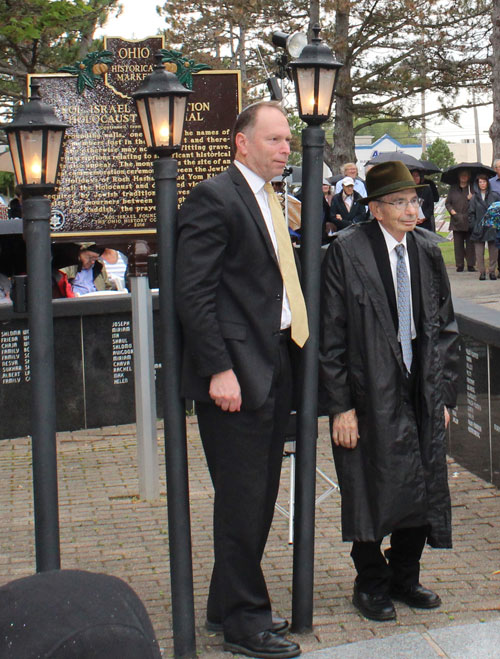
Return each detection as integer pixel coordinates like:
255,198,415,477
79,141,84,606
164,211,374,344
359,160,427,203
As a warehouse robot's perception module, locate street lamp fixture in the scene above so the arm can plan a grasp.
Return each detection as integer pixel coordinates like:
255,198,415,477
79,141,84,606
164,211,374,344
5,79,68,194
132,52,192,155
287,24,342,633
131,52,196,658
288,25,342,125
2,77,69,573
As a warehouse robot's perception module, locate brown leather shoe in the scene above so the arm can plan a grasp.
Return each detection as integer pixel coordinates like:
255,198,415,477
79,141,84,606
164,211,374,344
390,583,441,609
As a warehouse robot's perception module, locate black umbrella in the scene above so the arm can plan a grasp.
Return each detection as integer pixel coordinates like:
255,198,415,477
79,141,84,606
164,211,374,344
419,159,441,174
365,151,441,174
440,162,495,185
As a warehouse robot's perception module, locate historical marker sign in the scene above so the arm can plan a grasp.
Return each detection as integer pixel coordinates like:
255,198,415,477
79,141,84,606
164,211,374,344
31,37,240,240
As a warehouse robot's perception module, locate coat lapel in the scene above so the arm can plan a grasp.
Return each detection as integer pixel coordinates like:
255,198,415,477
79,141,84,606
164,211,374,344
227,164,280,266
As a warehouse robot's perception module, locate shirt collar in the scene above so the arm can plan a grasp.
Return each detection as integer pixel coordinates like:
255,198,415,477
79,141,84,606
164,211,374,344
378,222,408,253
234,159,267,194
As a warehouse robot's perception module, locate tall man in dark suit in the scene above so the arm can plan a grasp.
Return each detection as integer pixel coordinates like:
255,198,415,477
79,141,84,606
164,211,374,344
175,101,305,659
320,161,459,622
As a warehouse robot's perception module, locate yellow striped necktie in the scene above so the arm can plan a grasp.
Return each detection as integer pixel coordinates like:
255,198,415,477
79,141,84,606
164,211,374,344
264,183,309,347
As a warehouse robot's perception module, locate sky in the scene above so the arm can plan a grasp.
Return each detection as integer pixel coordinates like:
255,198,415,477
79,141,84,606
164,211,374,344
96,2,494,146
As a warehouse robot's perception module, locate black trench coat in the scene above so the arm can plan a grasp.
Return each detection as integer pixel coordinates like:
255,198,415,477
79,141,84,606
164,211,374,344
320,221,459,547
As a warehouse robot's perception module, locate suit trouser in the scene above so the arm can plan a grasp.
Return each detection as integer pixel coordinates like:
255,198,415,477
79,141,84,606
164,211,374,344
196,337,292,642
351,525,429,595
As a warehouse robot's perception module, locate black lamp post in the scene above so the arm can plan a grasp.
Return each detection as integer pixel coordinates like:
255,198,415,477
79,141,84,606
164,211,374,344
132,53,196,659
288,25,342,633
4,78,69,572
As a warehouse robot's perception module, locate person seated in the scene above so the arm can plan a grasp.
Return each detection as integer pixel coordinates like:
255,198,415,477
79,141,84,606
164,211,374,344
100,247,128,290
61,244,114,296
8,187,22,219
327,176,369,235
0,272,11,304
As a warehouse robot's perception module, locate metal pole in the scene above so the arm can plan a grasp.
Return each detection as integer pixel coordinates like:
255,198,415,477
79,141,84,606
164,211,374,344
129,241,159,501
154,156,196,658
23,195,61,572
292,125,325,632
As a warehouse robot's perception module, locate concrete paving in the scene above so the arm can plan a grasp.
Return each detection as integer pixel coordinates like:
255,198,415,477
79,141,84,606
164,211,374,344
0,263,499,657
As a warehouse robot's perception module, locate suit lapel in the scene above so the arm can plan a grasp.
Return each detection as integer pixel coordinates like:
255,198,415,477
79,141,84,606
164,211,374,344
407,231,421,329
228,164,279,266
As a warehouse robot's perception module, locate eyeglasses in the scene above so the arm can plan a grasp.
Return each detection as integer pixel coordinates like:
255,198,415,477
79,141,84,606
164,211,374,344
377,197,422,211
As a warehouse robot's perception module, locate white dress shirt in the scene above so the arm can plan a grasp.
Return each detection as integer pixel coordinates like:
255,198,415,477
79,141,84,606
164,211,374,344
234,160,292,329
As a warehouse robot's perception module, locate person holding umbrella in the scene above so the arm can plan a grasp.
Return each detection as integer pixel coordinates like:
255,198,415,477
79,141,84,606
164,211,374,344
445,168,476,272
468,173,500,280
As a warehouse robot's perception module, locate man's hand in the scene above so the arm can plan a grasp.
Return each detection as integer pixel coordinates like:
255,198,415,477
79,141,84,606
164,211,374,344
332,408,359,449
209,369,242,412
444,406,450,429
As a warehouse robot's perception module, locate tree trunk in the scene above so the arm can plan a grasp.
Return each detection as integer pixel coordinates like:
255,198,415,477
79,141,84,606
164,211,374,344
329,0,356,172
489,0,500,162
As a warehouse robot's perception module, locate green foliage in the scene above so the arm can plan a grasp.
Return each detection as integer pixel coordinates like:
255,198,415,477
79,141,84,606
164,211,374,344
422,138,456,195
0,172,14,197
159,50,211,90
0,0,119,136
59,49,114,93
422,138,456,171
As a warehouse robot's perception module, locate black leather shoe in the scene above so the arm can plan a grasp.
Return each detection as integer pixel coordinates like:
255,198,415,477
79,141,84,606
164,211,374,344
390,583,441,609
467,266,476,272
490,273,497,280
352,586,396,621
223,630,301,658
456,266,464,272
207,614,289,635
479,273,486,280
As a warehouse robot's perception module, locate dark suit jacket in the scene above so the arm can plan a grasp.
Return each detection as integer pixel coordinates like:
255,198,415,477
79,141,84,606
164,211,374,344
175,163,289,410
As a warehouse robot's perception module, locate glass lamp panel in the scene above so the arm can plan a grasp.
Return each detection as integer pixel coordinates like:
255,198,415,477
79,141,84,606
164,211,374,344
135,98,153,148
172,96,188,145
19,129,43,184
45,130,64,184
316,68,336,117
7,133,23,185
149,96,172,148
296,67,317,116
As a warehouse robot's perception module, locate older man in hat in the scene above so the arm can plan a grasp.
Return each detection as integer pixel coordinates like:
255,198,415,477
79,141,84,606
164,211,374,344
319,161,459,622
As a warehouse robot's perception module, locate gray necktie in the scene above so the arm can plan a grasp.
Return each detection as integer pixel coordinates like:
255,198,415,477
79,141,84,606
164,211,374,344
395,244,412,373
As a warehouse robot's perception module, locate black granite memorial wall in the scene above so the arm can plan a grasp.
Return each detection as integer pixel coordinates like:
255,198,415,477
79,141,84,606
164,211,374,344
0,295,162,440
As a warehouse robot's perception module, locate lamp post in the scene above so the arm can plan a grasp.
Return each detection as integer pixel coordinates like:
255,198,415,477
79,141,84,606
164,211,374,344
132,53,196,659
288,25,342,632
4,78,69,572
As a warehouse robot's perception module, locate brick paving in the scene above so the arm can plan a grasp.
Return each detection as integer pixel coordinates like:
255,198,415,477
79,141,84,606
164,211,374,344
1,413,499,657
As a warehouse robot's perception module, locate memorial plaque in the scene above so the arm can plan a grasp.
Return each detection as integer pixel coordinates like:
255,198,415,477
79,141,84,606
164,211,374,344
490,345,500,487
29,37,240,240
448,336,491,482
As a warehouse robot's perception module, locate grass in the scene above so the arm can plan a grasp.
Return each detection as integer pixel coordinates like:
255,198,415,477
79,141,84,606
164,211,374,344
437,231,455,266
